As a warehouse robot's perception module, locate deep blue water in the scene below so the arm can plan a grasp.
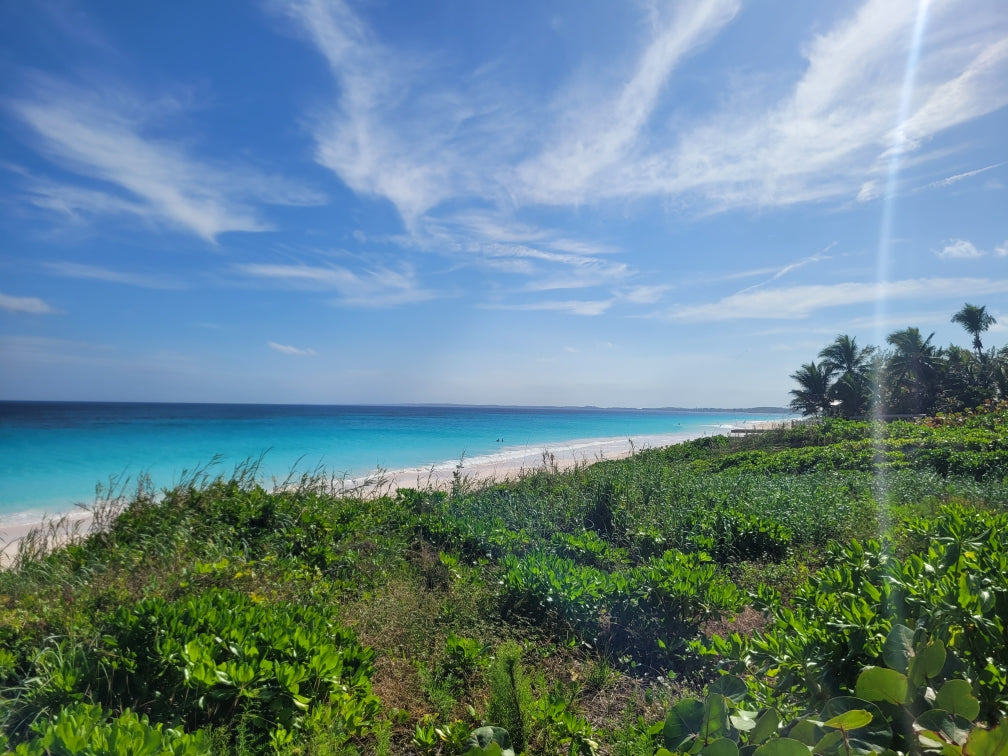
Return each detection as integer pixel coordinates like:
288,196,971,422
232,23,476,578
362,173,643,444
0,402,789,522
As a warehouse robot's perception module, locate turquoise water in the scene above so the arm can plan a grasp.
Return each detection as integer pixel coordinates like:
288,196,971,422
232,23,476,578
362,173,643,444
0,402,788,522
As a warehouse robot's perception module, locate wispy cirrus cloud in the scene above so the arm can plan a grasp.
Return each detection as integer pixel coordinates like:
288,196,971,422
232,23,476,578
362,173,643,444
8,74,325,242
268,341,317,356
669,277,1008,321
660,0,1008,211
514,0,742,205
16,171,148,221
733,252,835,296
236,260,439,307
44,261,185,289
272,0,518,225
407,212,635,304
917,161,1007,192
484,298,614,317
0,292,56,314
274,0,741,219
620,285,671,305
492,246,629,292
276,0,1008,220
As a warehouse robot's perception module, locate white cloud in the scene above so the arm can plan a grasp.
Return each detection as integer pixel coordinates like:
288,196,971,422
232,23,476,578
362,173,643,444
268,341,317,356
996,241,1008,257
406,213,637,304
274,0,516,224
10,74,323,241
236,261,439,307
645,0,1008,210
670,277,1008,321
621,285,671,304
937,239,984,259
485,299,614,316
515,0,742,204
736,252,833,294
44,262,184,289
0,292,56,314
857,181,881,202
896,37,1008,154
917,161,1007,191
276,0,1007,224
23,177,148,220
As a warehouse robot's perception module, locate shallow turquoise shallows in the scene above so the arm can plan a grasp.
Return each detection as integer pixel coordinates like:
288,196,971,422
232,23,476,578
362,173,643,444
0,402,789,521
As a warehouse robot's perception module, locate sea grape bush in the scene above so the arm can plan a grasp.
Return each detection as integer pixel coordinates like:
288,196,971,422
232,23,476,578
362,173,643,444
5,702,213,756
657,645,1008,756
425,616,1008,756
106,590,378,741
550,530,628,570
701,505,1008,725
3,589,379,752
501,548,743,664
1,403,1006,753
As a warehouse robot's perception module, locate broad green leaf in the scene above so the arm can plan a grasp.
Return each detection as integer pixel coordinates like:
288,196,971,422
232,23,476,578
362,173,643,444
882,624,914,673
731,714,757,732
462,744,504,756
824,709,873,731
703,693,731,741
855,666,908,705
710,675,749,704
787,719,822,746
749,709,780,746
915,728,945,750
964,718,1008,756
818,697,891,754
753,737,811,756
813,731,845,754
664,698,706,752
699,737,740,756
909,639,946,687
463,726,515,756
934,679,980,722
915,710,972,747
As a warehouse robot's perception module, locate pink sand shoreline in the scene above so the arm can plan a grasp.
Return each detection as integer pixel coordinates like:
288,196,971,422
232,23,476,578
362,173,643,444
1,423,787,564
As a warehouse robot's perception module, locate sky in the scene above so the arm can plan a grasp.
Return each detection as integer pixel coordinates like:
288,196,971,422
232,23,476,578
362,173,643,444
1,0,1006,408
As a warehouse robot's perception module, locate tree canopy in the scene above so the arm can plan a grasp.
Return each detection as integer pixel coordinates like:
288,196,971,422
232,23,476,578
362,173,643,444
951,302,997,354
789,303,1004,418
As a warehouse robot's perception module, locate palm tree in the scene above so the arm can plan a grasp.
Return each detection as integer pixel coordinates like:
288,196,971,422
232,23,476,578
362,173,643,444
951,303,996,355
829,372,873,418
789,361,834,416
886,327,942,415
939,345,989,411
818,334,875,417
819,334,874,378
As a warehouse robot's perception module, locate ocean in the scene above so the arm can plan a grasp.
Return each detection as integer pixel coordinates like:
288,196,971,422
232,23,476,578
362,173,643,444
0,402,789,522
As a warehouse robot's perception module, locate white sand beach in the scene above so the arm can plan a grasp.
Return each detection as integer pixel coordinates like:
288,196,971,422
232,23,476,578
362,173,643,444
1,423,787,565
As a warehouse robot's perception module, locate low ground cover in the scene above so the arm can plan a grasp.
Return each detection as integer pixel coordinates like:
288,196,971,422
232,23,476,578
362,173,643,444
1,403,1006,754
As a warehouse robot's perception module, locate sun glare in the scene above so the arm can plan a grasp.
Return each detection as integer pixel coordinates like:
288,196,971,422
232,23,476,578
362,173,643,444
873,0,932,514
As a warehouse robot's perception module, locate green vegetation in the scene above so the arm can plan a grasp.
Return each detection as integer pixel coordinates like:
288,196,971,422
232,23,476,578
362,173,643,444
1,399,1007,753
789,302,1006,418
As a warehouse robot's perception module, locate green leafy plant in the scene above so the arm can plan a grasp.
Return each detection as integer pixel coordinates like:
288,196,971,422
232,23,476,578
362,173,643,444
9,702,212,756
462,725,516,755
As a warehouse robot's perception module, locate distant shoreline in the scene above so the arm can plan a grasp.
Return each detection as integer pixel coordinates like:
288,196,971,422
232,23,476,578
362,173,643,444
1,423,787,564
0,406,802,565
0,398,790,413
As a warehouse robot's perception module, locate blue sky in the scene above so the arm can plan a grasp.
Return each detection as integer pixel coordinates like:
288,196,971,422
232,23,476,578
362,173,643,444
1,0,1006,407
